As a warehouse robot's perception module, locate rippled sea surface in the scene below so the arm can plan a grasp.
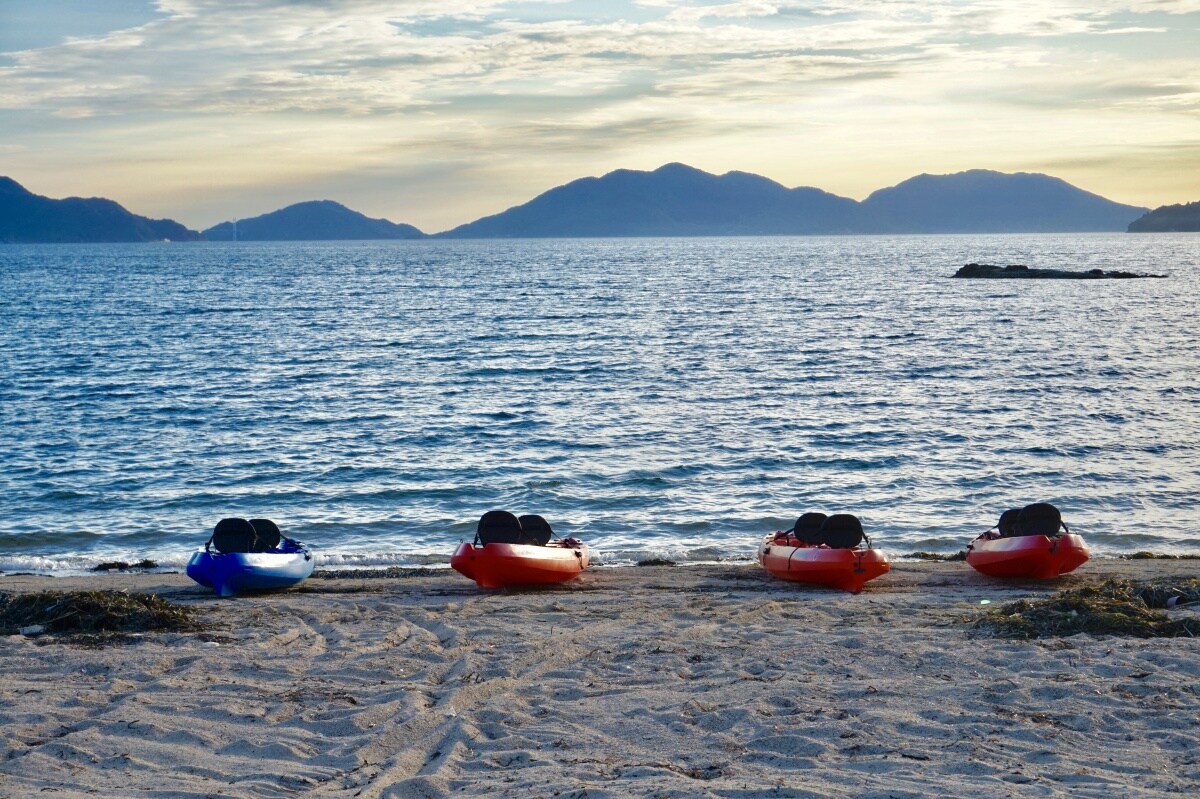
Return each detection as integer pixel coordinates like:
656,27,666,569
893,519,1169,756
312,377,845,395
1,235,1198,573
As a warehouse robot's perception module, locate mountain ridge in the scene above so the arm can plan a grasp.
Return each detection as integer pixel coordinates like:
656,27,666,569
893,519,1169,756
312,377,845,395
1,167,1153,242
203,200,425,241
436,164,1148,238
0,176,200,243
1127,201,1200,232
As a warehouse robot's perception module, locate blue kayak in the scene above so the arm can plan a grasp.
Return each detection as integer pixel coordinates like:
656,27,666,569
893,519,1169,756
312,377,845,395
186,538,314,597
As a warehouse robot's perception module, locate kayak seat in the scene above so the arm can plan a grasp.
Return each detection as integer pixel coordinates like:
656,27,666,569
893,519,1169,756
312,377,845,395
996,508,1022,538
477,510,523,545
819,514,865,549
248,518,283,552
517,514,554,546
1018,502,1065,536
211,517,259,554
792,512,828,546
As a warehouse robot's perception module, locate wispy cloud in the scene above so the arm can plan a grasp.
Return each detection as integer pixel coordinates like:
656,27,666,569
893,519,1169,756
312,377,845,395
8,1,1193,116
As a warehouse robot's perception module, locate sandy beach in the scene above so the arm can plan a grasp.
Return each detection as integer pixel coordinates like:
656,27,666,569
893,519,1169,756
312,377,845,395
2,560,1198,799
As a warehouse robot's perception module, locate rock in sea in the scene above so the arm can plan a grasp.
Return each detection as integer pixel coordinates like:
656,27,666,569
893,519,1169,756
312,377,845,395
952,263,1165,279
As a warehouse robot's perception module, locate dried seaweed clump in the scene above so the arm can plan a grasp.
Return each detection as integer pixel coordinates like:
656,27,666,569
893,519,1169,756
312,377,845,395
974,580,1199,640
0,590,205,636
905,551,967,562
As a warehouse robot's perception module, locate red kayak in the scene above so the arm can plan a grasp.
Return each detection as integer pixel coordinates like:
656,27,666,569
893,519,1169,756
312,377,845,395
966,533,1089,579
451,540,589,589
758,533,890,593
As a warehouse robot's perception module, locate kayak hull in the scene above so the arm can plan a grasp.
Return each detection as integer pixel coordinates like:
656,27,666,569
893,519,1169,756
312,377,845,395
186,542,314,597
966,534,1089,579
758,535,890,593
451,541,589,589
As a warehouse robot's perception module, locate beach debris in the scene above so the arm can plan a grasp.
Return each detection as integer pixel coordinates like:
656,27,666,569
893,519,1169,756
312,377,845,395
0,590,205,637
973,579,1200,639
905,551,967,561
1119,551,1200,560
952,263,1166,279
1133,579,1200,609
18,624,46,636
637,558,677,567
92,559,158,572
310,566,440,579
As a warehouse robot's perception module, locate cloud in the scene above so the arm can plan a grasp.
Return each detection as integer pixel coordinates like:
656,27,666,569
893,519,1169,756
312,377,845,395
665,2,781,22
3,0,1196,119
2,0,1198,227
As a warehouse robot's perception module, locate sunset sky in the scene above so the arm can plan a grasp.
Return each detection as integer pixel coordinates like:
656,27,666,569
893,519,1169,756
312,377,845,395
2,0,1198,233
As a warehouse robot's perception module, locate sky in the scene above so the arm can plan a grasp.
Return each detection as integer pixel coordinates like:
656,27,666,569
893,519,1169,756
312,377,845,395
1,0,1198,233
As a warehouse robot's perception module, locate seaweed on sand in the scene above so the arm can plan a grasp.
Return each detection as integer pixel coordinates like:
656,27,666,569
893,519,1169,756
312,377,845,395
905,551,967,561
92,559,158,572
310,567,442,579
0,590,205,636
974,580,1200,639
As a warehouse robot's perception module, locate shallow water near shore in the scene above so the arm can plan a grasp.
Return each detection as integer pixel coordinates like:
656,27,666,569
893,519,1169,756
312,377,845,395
1,234,1198,573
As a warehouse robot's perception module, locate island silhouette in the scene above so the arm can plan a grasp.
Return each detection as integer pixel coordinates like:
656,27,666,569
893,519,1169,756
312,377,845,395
0,164,1168,243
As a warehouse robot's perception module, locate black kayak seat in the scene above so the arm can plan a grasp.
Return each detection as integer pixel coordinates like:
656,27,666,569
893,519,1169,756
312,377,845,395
793,512,828,545
477,510,523,545
819,513,865,549
517,514,553,546
1018,503,1064,536
996,508,1022,538
211,517,259,554
248,518,282,552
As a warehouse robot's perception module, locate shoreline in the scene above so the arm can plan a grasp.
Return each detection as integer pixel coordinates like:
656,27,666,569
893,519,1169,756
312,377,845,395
3,550,1198,583
2,561,1198,798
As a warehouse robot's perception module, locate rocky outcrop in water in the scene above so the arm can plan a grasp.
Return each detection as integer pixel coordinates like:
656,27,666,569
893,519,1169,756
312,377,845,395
952,263,1166,279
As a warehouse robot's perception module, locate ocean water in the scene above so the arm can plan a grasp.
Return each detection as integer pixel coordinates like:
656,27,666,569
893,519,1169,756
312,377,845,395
1,235,1198,575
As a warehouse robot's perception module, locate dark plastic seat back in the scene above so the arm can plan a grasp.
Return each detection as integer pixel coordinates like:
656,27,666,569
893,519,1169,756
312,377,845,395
211,517,258,554
248,518,282,552
477,510,523,545
517,514,553,546
997,508,1022,538
793,512,828,545
819,513,865,549
1018,503,1063,536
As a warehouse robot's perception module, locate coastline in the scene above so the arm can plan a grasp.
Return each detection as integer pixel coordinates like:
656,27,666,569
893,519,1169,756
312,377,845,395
2,560,1198,798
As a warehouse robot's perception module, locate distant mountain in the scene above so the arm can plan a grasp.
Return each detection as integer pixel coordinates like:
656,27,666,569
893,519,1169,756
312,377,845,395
203,200,425,241
437,163,859,238
1127,201,1200,232
3,168,1154,243
858,170,1147,233
436,164,1147,238
0,176,200,243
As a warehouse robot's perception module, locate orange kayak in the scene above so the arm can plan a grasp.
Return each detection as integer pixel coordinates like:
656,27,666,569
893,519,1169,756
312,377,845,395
450,540,589,589
966,533,1089,579
758,533,890,593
